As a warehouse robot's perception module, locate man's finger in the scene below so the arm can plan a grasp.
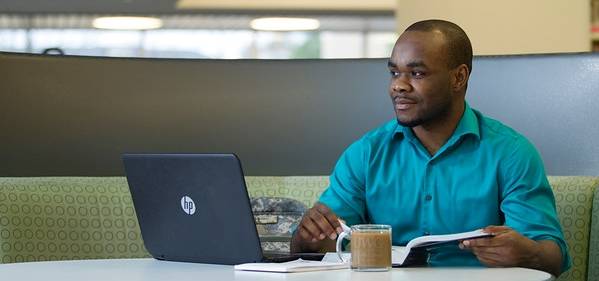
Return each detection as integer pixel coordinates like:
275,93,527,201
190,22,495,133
483,225,511,235
298,225,315,241
315,203,343,234
308,208,337,240
462,236,498,248
470,245,504,257
300,214,325,241
470,245,506,263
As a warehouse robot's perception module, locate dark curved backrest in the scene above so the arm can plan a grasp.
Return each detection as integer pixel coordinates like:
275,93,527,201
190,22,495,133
1,52,598,176
0,54,391,176
467,53,599,176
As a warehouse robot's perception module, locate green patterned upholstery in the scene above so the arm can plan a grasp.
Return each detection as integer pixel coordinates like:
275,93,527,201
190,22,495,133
588,186,599,281
1,175,598,281
0,176,331,264
0,177,150,263
548,176,599,281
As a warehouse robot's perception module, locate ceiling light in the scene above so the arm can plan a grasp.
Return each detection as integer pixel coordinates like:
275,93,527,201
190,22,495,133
92,16,163,30
250,17,320,31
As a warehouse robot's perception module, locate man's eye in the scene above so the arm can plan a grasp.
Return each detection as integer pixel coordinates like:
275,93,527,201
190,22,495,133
389,70,399,77
412,71,425,77
412,71,426,77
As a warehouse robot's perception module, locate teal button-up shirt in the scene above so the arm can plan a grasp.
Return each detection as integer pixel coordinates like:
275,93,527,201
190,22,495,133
319,103,570,270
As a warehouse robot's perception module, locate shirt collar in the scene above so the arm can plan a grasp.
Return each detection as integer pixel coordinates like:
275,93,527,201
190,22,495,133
392,102,480,143
450,102,481,142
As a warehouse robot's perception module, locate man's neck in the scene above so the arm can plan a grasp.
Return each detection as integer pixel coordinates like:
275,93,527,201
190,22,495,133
412,102,465,156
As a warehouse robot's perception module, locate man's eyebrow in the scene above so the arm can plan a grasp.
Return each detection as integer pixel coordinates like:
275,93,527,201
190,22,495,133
387,60,427,68
406,61,426,68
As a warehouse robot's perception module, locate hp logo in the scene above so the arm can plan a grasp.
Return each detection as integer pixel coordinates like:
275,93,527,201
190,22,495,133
180,196,196,215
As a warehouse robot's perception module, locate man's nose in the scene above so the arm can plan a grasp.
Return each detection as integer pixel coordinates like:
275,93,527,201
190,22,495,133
391,77,412,93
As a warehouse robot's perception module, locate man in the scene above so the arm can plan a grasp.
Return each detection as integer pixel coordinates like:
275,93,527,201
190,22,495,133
290,19,570,277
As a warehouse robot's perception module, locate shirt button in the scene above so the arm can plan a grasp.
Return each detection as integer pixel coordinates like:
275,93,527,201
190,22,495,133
425,195,432,201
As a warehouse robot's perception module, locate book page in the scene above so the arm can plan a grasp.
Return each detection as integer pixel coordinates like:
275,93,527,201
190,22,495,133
395,229,493,265
405,229,491,250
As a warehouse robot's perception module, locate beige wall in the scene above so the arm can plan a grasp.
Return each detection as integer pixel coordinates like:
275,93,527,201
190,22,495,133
396,0,591,55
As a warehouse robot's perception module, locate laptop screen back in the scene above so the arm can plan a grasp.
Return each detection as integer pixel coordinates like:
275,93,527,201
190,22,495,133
122,153,263,264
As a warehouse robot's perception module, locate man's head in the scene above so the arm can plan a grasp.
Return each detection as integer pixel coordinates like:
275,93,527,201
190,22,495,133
405,20,473,74
388,19,472,128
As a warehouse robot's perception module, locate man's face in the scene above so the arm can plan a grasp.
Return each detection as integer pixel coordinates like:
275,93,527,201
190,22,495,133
387,30,458,128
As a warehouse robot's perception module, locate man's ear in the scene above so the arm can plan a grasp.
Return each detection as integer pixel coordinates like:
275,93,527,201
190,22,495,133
452,64,469,92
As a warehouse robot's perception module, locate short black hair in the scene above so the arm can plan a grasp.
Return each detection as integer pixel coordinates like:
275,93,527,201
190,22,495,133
405,19,473,73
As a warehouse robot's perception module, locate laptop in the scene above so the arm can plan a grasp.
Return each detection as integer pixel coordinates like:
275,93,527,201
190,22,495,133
122,153,323,265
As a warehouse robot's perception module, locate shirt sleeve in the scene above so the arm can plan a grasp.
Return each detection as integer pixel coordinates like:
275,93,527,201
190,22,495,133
499,137,572,273
318,138,368,226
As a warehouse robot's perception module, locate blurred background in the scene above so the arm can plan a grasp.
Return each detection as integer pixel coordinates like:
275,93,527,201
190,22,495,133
0,0,597,59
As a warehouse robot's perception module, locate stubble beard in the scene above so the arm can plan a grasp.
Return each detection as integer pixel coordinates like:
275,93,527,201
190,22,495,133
395,98,453,128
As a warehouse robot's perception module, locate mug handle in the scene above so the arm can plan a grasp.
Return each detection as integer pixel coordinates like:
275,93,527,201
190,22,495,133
336,231,350,262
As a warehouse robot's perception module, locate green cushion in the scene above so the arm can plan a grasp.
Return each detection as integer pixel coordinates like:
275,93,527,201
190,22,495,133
0,176,331,264
2,174,597,281
549,176,599,281
0,177,150,263
245,176,329,208
588,185,599,281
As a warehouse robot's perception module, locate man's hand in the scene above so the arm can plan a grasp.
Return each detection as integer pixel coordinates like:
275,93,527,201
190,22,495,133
459,225,562,277
459,226,537,266
290,202,343,253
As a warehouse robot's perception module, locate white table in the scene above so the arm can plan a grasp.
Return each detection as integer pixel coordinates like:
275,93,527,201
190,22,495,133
0,258,554,281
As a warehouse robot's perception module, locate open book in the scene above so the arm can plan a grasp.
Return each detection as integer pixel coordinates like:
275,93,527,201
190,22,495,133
324,229,494,266
393,229,494,266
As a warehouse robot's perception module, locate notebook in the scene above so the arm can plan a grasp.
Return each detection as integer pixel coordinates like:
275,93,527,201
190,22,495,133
122,153,323,265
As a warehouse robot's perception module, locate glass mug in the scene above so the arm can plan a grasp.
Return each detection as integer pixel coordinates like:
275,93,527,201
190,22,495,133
336,224,392,271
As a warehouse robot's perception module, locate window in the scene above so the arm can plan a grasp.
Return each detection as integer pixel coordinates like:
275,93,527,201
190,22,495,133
0,14,397,59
